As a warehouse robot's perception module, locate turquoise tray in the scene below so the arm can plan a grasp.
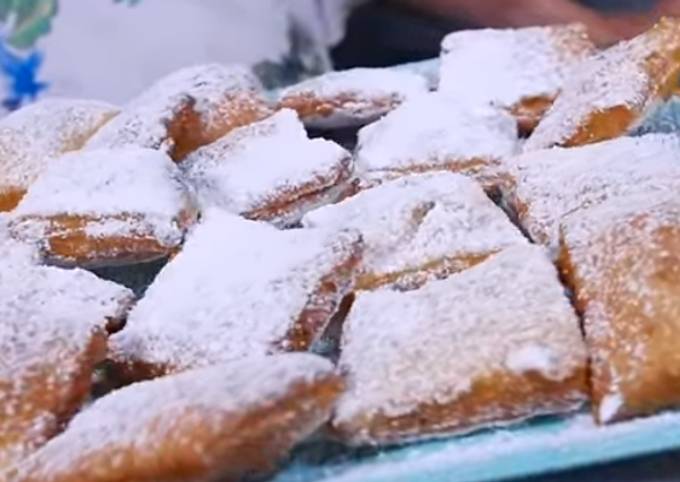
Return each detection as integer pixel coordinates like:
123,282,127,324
274,410,680,482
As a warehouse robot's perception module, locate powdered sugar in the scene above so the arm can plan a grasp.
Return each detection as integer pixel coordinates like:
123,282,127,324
334,245,587,440
110,209,361,372
303,172,526,289
525,19,680,150
506,133,680,247
10,147,194,247
14,353,336,478
183,109,353,226
279,67,428,129
355,92,519,181
0,98,118,192
85,63,269,154
0,261,133,465
439,24,593,110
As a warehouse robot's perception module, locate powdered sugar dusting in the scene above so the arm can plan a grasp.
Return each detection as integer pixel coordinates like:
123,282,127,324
110,209,361,371
355,93,519,181
183,109,353,226
0,98,119,192
506,133,680,247
14,353,335,479
279,67,428,128
335,245,587,436
303,172,526,289
439,24,593,109
85,63,268,153
10,148,194,247
0,261,133,465
525,19,680,150
561,192,680,422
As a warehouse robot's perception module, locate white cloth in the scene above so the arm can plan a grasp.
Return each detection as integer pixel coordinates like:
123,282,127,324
2,0,365,108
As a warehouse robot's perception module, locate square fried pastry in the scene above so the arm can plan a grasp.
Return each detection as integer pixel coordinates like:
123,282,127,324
0,98,119,212
355,92,519,190
0,261,133,470
332,245,588,445
10,353,342,482
506,133,680,247
108,209,362,382
278,67,428,129
9,148,197,268
183,109,354,227
559,193,680,424
439,24,594,135
303,172,527,291
85,64,272,160
525,18,680,151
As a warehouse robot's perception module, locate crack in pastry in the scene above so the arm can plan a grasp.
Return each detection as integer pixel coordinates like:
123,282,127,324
0,99,119,212
525,18,680,151
9,148,197,269
183,109,354,228
278,67,428,129
439,24,595,136
303,172,527,291
559,193,680,425
504,133,680,248
332,245,588,446
85,64,272,161
9,353,343,482
355,92,519,191
0,260,133,471
108,209,363,382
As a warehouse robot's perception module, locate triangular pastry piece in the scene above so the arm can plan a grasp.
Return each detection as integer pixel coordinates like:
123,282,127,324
9,148,197,268
355,92,519,190
278,67,428,129
183,109,354,227
439,24,594,135
559,193,680,424
0,262,133,469
303,172,526,291
505,133,680,247
85,64,271,160
525,18,680,150
109,209,362,381
0,98,119,212
11,353,342,482
332,245,588,445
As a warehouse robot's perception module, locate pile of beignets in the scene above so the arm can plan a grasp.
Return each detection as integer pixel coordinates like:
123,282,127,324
2,17,680,482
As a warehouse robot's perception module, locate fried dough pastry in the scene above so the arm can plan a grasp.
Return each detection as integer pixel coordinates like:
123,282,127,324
525,18,680,151
9,148,197,268
11,353,342,482
439,24,594,135
355,93,519,190
303,172,526,291
0,262,133,470
0,98,119,212
559,194,680,424
505,133,680,247
108,209,362,382
278,67,428,129
332,245,588,445
183,109,354,227
85,64,272,160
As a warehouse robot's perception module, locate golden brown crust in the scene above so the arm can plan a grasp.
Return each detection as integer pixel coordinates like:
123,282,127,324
0,187,25,212
12,207,197,269
510,96,556,137
0,330,107,470
356,253,494,292
559,206,680,424
332,367,587,445
279,92,395,125
14,369,344,482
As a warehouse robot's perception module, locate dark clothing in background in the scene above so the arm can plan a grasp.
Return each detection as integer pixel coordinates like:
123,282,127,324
331,0,658,68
